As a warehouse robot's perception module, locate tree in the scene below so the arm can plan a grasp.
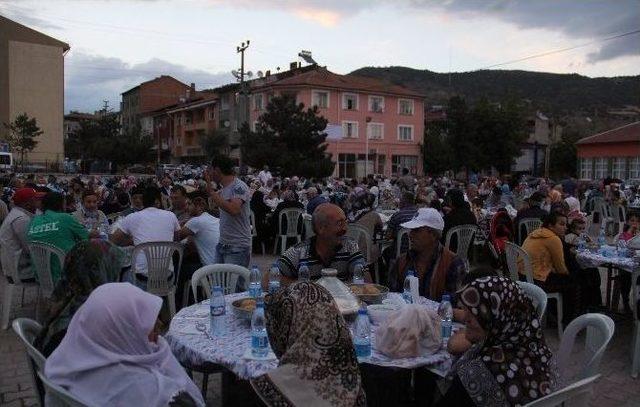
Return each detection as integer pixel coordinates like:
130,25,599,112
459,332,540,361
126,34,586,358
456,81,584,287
423,121,455,175
240,95,335,178
3,113,42,168
200,130,229,161
549,128,582,178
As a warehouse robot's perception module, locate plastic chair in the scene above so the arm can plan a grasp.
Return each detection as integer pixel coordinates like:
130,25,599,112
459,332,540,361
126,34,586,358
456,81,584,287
346,224,379,283
444,225,477,271
518,218,542,245
191,264,251,301
1,247,40,329
131,241,183,318
523,374,600,407
546,291,564,340
517,282,547,319
613,204,627,223
504,242,534,283
28,242,66,299
395,227,410,259
557,313,615,381
106,212,120,225
12,318,46,406
249,210,266,255
273,208,303,254
303,214,315,239
37,371,89,407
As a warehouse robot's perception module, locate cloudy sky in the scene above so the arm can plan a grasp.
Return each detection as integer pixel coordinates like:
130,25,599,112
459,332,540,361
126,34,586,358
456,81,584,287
1,0,639,113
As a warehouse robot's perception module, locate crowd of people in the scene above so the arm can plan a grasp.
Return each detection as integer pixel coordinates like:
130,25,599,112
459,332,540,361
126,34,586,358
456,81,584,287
1,161,639,406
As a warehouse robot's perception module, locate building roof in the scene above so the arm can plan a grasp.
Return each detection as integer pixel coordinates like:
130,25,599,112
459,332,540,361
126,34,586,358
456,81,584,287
576,121,640,145
0,15,70,51
64,111,95,121
253,66,424,98
121,75,190,95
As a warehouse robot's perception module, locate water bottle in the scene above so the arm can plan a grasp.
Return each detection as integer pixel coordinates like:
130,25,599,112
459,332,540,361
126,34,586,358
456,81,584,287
577,234,586,251
268,263,281,294
249,265,261,298
353,305,371,358
598,227,606,247
352,263,364,285
438,294,453,346
617,239,628,257
251,296,269,358
403,269,415,304
209,286,226,337
298,261,310,281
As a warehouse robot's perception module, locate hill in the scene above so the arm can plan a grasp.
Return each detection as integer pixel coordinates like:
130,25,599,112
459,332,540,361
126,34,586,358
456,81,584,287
349,66,640,115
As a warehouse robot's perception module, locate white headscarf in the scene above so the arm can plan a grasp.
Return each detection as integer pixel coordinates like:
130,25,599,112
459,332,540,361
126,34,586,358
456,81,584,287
45,283,204,407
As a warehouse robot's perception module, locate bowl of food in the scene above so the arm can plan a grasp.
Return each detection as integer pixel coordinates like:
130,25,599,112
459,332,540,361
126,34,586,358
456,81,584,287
367,303,400,325
231,297,256,320
348,283,389,304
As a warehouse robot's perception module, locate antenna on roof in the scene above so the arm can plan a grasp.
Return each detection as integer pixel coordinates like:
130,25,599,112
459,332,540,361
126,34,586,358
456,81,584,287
246,71,253,78
298,50,317,65
257,71,264,78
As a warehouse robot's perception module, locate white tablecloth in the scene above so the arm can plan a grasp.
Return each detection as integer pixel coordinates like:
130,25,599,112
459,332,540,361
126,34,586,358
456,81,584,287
166,292,452,380
576,249,637,273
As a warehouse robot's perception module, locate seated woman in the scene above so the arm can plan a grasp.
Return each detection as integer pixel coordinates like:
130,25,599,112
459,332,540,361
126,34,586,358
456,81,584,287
45,283,205,406
439,276,557,406
251,282,366,406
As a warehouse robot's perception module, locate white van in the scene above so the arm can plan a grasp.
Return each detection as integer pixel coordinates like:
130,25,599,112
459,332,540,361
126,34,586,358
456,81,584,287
0,152,13,172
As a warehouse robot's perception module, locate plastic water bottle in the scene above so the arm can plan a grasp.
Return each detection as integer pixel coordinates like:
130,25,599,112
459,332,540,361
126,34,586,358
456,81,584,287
598,228,606,247
298,262,310,281
577,234,586,251
438,294,453,346
249,265,261,298
209,286,226,337
352,263,364,285
403,269,415,304
353,305,371,358
268,263,281,294
251,296,269,358
617,239,628,257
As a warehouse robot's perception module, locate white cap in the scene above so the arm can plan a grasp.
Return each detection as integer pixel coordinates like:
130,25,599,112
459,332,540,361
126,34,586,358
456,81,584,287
400,208,444,231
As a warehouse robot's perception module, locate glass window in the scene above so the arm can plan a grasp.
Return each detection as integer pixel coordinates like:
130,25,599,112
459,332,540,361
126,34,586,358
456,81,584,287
594,157,608,180
398,99,414,115
312,91,329,108
254,94,263,111
392,155,418,175
221,94,230,110
342,121,358,139
338,153,356,179
367,123,384,140
579,158,593,180
398,125,413,141
369,96,384,113
343,93,358,110
629,157,640,180
612,157,625,179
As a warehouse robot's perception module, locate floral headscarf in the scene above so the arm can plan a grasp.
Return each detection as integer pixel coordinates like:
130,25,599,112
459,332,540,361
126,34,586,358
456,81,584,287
251,282,366,407
450,276,557,406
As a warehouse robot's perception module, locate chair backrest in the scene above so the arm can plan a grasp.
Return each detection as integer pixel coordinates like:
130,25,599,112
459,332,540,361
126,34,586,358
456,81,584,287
557,313,615,381
517,282,547,319
395,227,410,259
250,210,257,237
444,225,477,259
599,202,613,219
191,264,251,300
518,218,542,245
504,242,534,283
346,224,373,263
523,374,600,407
28,242,66,298
303,214,315,238
37,371,90,407
106,212,120,225
12,318,45,406
131,241,183,295
614,204,627,223
0,246,21,283
278,208,303,237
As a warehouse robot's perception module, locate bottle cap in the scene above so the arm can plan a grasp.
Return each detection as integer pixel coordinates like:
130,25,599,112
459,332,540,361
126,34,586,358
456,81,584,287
442,294,451,302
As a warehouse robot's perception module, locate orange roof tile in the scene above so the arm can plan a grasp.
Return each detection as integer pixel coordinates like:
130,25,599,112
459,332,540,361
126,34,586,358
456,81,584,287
576,121,640,144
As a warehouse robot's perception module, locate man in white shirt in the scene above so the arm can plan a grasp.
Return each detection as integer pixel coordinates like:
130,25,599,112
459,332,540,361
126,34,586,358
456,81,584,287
258,165,273,186
177,191,220,266
111,186,180,286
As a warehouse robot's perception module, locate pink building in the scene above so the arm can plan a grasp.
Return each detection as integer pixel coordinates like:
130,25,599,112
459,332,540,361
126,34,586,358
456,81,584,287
249,67,424,178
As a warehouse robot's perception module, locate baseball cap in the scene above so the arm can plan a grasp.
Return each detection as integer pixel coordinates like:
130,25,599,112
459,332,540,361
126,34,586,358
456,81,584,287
400,208,444,231
13,188,46,205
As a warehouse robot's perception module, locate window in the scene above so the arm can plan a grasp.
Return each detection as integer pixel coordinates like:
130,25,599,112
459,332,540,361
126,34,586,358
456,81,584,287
629,157,640,179
392,155,418,175
221,94,230,110
367,123,384,140
398,99,414,115
338,153,356,179
342,93,358,110
579,158,593,180
342,121,358,139
369,96,384,113
612,157,625,179
254,94,263,111
594,157,608,180
398,125,413,141
208,109,214,120
312,90,329,108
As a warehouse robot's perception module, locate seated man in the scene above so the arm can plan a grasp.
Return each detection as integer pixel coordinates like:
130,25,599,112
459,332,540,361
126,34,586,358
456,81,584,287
513,191,548,239
170,184,191,225
119,186,144,217
278,203,370,284
389,208,465,301
305,187,327,215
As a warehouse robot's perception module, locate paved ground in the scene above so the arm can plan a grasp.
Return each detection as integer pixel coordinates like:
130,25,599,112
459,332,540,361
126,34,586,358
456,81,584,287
1,256,640,406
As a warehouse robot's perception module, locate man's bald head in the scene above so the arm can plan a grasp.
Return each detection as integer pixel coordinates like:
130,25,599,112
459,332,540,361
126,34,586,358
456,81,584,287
312,203,346,238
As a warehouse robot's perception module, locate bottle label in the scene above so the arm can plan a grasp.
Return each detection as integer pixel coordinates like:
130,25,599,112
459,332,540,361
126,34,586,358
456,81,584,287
441,322,452,339
211,305,225,317
252,334,269,349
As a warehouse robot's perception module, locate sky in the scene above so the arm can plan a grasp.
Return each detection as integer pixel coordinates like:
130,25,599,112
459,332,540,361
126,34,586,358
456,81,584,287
1,0,639,113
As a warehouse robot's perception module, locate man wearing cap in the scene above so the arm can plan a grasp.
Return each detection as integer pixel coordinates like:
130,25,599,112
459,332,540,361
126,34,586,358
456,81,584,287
390,208,466,301
0,188,45,280
513,191,548,240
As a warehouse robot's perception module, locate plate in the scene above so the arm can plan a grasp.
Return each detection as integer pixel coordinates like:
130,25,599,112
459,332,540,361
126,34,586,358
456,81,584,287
232,297,256,320
348,283,389,304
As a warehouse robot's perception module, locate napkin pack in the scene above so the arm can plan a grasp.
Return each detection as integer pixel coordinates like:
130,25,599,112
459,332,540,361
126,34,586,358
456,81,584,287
376,305,441,358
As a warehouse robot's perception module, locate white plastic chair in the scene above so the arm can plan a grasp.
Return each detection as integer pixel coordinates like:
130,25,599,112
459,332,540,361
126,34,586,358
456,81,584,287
557,313,615,381
504,242,534,283
612,204,627,223
303,214,315,239
444,225,477,271
38,371,89,407
250,210,266,255
12,318,46,405
131,241,183,318
273,208,303,254
1,247,40,329
346,224,379,283
517,281,547,319
395,227,410,259
191,264,251,301
546,291,564,340
28,242,66,299
518,218,542,245
523,374,600,407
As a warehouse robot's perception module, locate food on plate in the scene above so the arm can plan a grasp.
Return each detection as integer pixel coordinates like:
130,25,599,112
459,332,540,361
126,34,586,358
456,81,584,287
236,298,256,312
350,284,381,295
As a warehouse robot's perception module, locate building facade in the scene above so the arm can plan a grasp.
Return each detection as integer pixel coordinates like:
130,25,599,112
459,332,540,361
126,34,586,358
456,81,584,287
164,95,217,162
512,112,562,176
0,15,69,165
576,121,640,181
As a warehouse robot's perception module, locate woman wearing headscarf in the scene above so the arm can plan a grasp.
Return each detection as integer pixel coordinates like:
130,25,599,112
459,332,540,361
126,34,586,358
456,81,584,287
500,184,515,208
438,276,557,406
45,283,205,407
252,282,366,407
442,188,477,248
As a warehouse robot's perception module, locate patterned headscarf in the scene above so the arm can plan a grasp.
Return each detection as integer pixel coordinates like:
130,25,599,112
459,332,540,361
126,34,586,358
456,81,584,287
251,282,366,407
450,276,557,406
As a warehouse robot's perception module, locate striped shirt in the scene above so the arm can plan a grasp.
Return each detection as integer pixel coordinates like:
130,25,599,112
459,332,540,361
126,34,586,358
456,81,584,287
278,236,366,282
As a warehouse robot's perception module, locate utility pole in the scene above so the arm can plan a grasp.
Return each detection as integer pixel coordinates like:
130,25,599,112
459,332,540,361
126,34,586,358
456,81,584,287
102,100,109,116
236,40,250,167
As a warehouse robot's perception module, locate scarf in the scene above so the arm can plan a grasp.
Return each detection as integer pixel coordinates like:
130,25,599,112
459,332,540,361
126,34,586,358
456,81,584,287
450,276,557,406
251,282,366,407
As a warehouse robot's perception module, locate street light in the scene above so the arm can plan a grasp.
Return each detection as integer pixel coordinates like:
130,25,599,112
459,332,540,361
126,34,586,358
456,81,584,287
365,116,372,178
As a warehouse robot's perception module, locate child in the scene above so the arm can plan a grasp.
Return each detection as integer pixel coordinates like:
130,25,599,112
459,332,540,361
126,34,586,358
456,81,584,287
565,216,592,247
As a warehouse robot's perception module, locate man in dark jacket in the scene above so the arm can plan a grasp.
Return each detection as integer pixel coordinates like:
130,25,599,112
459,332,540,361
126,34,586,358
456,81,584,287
513,191,548,242
441,188,477,250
